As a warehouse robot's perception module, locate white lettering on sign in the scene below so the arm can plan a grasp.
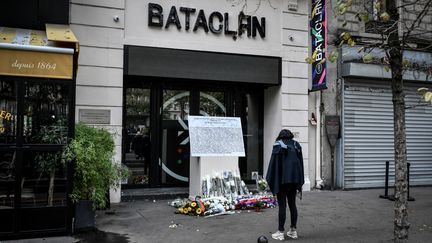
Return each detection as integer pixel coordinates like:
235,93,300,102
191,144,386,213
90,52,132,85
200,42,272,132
0,126,4,133
12,60,34,69
11,60,57,71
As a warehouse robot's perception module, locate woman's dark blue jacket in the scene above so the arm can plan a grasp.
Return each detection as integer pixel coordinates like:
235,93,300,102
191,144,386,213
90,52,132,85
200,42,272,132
265,139,304,195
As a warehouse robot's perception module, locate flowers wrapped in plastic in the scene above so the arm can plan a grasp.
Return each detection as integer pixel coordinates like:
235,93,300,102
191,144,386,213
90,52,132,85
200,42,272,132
170,170,276,217
175,198,205,216
256,175,269,194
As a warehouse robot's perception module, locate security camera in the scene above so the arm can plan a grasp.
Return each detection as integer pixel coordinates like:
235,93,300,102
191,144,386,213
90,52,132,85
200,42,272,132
113,16,120,22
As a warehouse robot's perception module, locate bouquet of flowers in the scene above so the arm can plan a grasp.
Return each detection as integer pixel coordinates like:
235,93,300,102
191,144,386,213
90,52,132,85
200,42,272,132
175,198,205,216
235,195,277,210
256,176,269,193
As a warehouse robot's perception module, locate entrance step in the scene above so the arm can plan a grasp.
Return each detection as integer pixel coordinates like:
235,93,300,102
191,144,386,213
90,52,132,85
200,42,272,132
121,184,258,201
121,187,188,201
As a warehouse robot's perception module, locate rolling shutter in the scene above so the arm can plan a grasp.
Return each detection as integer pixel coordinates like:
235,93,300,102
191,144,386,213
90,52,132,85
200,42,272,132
343,80,432,188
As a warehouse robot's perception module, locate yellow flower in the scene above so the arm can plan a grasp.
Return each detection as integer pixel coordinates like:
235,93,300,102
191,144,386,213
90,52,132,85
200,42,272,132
191,202,197,208
178,208,183,213
188,207,192,212
196,208,202,215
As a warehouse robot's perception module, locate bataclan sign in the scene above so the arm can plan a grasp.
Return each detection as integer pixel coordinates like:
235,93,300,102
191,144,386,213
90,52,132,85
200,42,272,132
148,3,266,38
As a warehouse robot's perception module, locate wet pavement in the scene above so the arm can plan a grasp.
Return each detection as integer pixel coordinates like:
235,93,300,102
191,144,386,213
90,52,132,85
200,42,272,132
2,187,432,243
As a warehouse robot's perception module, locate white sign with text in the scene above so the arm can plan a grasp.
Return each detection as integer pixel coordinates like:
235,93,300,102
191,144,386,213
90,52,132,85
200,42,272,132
188,116,245,157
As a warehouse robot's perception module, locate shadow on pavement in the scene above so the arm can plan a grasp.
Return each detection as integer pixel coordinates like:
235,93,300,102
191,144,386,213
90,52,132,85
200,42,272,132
74,229,129,243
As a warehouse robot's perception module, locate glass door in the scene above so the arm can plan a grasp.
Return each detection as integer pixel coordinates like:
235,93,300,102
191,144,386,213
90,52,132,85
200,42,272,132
199,91,226,117
160,89,190,185
123,87,151,186
235,89,263,182
0,80,17,234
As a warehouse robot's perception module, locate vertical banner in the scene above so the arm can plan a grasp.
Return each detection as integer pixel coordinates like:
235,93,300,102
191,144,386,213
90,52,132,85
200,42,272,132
310,0,327,91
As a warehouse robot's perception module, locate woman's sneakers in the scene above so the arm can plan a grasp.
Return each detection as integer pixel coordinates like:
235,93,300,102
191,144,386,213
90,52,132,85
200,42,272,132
271,231,285,241
287,227,298,239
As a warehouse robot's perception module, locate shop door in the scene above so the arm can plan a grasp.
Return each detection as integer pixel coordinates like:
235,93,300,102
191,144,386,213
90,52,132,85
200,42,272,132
0,79,72,237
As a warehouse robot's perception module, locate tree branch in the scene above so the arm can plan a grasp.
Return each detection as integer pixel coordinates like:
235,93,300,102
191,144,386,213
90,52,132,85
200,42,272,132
402,0,432,43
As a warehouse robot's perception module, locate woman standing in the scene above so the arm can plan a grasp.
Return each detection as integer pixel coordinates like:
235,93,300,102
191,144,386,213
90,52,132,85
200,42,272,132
266,129,304,240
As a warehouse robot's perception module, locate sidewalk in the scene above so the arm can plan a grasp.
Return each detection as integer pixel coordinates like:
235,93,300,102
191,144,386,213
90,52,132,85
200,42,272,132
4,187,432,243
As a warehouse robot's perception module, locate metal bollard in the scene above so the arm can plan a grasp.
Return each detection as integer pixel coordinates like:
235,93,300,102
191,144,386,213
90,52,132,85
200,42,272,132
379,161,390,199
407,162,415,201
388,161,415,202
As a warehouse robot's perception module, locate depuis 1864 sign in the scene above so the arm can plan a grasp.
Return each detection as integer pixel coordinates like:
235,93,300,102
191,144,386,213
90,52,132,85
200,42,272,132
310,0,327,91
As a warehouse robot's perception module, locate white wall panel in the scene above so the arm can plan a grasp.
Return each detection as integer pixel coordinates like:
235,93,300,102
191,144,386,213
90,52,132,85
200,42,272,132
76,86,123,107
282,29,308,47
78,46,123,68
282,14,308,30
71,24,123,48
282,46,308,62
282,94,309,110
282,61,308,78
282,110,308,127
71,4,124,28
77,66,123,87
281,77,309,94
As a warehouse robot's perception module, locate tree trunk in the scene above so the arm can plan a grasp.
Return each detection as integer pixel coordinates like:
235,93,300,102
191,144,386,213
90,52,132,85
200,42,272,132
48,170,55,206
389,48,409,242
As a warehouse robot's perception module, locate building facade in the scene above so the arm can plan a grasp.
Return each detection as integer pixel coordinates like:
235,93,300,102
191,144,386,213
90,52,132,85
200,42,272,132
69,0,312,203
321,0,432,189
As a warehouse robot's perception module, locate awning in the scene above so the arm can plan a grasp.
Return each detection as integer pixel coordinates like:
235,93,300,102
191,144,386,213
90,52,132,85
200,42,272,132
0,24,79,79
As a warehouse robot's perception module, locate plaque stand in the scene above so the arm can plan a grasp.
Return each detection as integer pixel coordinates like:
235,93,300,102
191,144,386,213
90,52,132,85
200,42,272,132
189,156,239,199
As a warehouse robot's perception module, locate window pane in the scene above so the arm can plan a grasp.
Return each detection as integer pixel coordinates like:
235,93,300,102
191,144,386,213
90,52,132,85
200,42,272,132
163,90,190,120
0,151,16,209
124,88,151,185
199,91,226,117
161,90,190,185
23,83,69,144
0,80,17,144
21,151,67,208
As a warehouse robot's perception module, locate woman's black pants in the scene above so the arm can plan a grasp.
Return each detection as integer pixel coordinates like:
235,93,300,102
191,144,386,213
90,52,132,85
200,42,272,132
276,186,297,231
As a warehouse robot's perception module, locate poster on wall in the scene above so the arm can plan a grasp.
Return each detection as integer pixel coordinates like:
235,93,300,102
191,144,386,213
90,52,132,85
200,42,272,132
188,116,245,157
310,0,327,91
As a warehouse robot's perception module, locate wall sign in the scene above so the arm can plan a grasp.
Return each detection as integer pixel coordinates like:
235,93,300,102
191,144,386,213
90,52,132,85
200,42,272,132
188,116,245,157
0,49,73,79
148,3,266,38
79,109,111,124
310,0,327,91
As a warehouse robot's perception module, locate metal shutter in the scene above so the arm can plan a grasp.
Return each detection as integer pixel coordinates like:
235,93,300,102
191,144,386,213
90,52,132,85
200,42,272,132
343,80,432,188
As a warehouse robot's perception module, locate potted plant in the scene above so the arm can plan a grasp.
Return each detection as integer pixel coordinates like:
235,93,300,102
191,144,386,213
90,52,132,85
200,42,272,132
62,123,128,232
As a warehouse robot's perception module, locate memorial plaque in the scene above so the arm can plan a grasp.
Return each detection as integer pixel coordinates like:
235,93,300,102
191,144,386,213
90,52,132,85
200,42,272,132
79,109,111,124
188,116,245,157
